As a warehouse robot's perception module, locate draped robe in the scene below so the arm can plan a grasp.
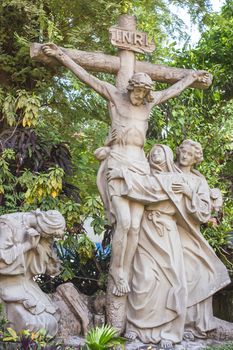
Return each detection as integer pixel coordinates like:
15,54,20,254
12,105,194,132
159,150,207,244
122,171,230,343
0,213,59,336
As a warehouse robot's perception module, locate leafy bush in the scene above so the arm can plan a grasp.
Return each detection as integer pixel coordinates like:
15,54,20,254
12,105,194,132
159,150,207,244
0,326,79,349
0,303,8,337
0,322,125,350
84,325,125,350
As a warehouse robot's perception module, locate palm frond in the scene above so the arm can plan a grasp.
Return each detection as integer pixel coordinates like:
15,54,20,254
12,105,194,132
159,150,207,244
85,325,125,350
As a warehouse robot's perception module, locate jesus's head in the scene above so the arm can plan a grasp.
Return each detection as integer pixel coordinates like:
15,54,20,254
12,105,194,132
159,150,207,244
127,72,154,106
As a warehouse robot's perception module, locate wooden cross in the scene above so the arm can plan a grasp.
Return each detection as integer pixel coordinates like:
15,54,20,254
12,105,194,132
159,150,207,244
30,15,212,91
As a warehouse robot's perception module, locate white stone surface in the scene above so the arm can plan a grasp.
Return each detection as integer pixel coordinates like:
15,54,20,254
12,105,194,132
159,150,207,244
0,210,65,336
63,336,233,350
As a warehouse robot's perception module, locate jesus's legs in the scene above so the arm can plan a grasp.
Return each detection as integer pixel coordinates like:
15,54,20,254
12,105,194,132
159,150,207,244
123,202,144,283
110,195,131,296
110,196,144,296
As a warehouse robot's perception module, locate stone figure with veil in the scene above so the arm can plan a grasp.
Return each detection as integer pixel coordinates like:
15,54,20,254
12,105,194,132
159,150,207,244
107,141,230,348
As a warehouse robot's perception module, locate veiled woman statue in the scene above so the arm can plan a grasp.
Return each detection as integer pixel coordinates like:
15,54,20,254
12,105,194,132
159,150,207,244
108,142,230,348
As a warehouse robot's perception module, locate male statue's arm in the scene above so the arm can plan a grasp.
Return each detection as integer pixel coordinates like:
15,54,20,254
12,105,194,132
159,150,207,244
42,43,117,102
151,71,209,106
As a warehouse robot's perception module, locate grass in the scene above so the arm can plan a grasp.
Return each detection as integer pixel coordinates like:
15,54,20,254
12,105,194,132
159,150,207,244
204,343,233,350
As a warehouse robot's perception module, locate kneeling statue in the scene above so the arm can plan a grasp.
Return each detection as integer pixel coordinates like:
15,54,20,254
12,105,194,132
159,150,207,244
0,209,65,336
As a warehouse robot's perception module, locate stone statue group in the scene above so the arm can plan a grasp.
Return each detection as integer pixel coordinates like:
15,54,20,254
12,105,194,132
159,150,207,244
107,140,230,346
0,40,231,349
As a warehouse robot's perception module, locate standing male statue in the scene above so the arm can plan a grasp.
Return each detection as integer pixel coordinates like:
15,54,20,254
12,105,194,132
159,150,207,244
42,43,208,297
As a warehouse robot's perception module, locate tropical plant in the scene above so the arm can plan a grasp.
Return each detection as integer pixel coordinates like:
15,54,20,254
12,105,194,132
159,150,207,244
38,229,111,295
0,303,8,339
0,327,70,349
84,324,125,350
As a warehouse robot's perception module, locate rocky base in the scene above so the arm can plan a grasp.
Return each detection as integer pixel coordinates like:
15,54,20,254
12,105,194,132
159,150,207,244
64,335,85,347
63,336,233,350
125,339,233,350
213,289,233,323
207,318,233,342
63,318,233,349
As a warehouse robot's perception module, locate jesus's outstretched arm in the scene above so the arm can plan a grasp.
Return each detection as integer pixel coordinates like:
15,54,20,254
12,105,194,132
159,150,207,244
42,43,117,102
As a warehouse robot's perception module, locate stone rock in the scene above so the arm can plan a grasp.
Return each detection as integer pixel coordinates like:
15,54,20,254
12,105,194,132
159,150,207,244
124,338,233,350
52,282,92,337
63,335,85,347
213,280,233,323
62,337,233,350
207,318,233,341
91,290,107,328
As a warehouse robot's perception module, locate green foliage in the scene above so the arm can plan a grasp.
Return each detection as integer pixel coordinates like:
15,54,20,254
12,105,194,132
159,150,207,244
75,234,96,265
2,94,16,126
1,89,41,128
17,90,41,128
82,196,106,236
145,2,233,259
202,210,233,270
23,166,64,204
2,327,18,342
0,149,15,194
0,326,70,349
204,342,233,350
0,304,8,337
0,321,126,350
53,229,110,295
85,325,125,350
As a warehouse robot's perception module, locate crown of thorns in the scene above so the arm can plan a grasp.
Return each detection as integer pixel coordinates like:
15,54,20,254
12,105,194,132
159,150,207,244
127,73,153,90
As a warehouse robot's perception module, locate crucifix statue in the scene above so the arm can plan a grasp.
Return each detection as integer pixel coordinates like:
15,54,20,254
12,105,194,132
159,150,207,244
30,14,213,333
